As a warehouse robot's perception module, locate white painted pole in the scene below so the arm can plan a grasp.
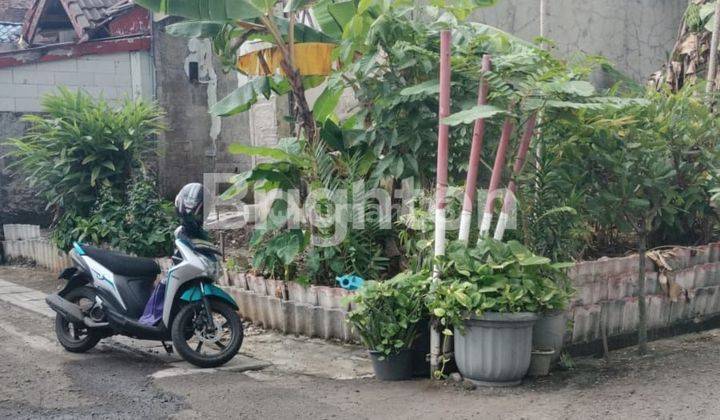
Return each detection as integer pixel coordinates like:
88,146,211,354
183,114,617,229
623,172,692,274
478,117,514,238
458,55,492,244
493,112,538,240
430,30,452,377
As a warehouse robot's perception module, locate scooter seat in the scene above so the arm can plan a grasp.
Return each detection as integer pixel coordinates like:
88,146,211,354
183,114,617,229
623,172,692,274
80,245,161,278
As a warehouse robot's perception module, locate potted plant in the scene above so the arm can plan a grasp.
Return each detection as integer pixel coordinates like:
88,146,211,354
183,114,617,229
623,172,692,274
532,273,573,365
346,271,430,381
426,239,572,386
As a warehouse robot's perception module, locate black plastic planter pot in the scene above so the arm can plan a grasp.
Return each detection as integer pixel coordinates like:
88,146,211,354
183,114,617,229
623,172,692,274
369,349,414,381
410,318,431,377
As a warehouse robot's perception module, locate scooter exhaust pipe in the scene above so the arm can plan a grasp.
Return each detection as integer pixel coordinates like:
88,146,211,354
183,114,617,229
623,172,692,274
46,293,84,323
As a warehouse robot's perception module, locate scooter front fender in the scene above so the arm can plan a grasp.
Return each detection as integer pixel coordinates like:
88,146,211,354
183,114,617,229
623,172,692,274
180,283,238,310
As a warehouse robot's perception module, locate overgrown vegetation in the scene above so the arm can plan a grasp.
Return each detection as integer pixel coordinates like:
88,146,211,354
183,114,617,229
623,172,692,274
52,179,176,257
5,89,173,257
516,85,720,261
140,1,642,284
136,1,720,291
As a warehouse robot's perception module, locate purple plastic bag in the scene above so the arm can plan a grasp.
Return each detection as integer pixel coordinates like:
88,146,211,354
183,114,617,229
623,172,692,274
138,282,166,326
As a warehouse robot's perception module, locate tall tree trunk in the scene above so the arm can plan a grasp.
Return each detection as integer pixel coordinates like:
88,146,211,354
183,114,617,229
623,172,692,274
637,221,648,354
260,15,317,143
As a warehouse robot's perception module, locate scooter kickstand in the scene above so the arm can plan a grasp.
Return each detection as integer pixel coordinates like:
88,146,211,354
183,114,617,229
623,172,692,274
161,341,173,354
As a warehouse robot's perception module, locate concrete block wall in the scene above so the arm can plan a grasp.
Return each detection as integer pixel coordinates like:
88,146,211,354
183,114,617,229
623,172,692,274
219,271,358,343
0,51,148,112
471,0,687,82
1,224,70,272
1,224,173,275
566,243,720,347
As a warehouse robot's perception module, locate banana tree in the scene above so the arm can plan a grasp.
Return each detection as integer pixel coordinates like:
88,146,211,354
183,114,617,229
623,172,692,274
135,0,352,143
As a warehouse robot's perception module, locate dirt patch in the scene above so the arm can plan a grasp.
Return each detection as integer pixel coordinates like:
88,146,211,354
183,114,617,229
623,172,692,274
0,264,59,293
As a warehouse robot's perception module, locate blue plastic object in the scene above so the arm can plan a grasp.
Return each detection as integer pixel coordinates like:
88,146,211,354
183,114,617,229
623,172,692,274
336,274,364,291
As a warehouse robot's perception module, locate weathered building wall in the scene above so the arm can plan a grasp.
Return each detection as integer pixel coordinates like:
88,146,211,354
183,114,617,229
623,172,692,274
0,51,150,112
0,113,48,226
472,0,687,81
0,50,154,225
153,19,285,198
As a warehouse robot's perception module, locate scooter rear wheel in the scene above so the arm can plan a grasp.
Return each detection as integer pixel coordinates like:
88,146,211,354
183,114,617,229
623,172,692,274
171,299,243,368
55,287,102,353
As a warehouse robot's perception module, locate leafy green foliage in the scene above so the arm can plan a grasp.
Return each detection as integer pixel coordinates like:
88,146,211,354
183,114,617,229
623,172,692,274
516,85,720,260
327,5,631,188
346,270,430,357
5,88,164,217
52,179,175,257
425,239,573,335
232,138,392,284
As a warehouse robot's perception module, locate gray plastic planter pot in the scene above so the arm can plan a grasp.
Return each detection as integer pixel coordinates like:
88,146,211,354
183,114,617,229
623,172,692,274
532,310,566,361
369,349,414,381
454,312,538,386
528,349,555,376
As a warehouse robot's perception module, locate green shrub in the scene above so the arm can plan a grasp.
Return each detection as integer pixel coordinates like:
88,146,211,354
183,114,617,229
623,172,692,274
517,85,720,260
426,239,573,335
5,87,165,217
52,178,175,257
346,271,430,358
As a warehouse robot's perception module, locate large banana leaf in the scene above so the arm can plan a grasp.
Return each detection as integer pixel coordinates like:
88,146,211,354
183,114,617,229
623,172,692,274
135,0,267,20
164,16,336,44
210,76,291,116
165,21,226,38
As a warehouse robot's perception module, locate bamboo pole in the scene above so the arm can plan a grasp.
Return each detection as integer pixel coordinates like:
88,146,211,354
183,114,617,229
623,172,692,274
458,55,492,244
430,30,452,377
707,0,720,93
479,116,515,238
493,112,538,240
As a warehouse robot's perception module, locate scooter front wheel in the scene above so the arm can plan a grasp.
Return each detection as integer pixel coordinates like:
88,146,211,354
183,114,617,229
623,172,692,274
171,299,243,368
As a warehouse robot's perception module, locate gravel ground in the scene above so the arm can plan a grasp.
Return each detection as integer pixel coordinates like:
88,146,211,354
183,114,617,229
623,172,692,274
1,264,720,419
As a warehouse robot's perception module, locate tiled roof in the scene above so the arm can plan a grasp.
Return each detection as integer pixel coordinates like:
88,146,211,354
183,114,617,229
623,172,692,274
0,22,22,43
23,0,134,44
64,0,132,32
0,0,34,22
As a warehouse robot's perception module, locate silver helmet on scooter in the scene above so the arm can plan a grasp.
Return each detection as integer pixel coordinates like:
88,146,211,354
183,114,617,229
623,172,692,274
175,183,205,229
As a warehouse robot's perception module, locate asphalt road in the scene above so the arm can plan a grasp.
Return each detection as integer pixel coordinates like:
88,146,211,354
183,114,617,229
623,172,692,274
2,283,720,419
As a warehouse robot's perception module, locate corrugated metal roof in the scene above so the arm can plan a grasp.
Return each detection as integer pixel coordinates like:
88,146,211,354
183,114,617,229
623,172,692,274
0,22,22,43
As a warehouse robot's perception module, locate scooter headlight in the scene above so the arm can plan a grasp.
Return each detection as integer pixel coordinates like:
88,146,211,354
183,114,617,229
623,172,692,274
200,254,221,278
